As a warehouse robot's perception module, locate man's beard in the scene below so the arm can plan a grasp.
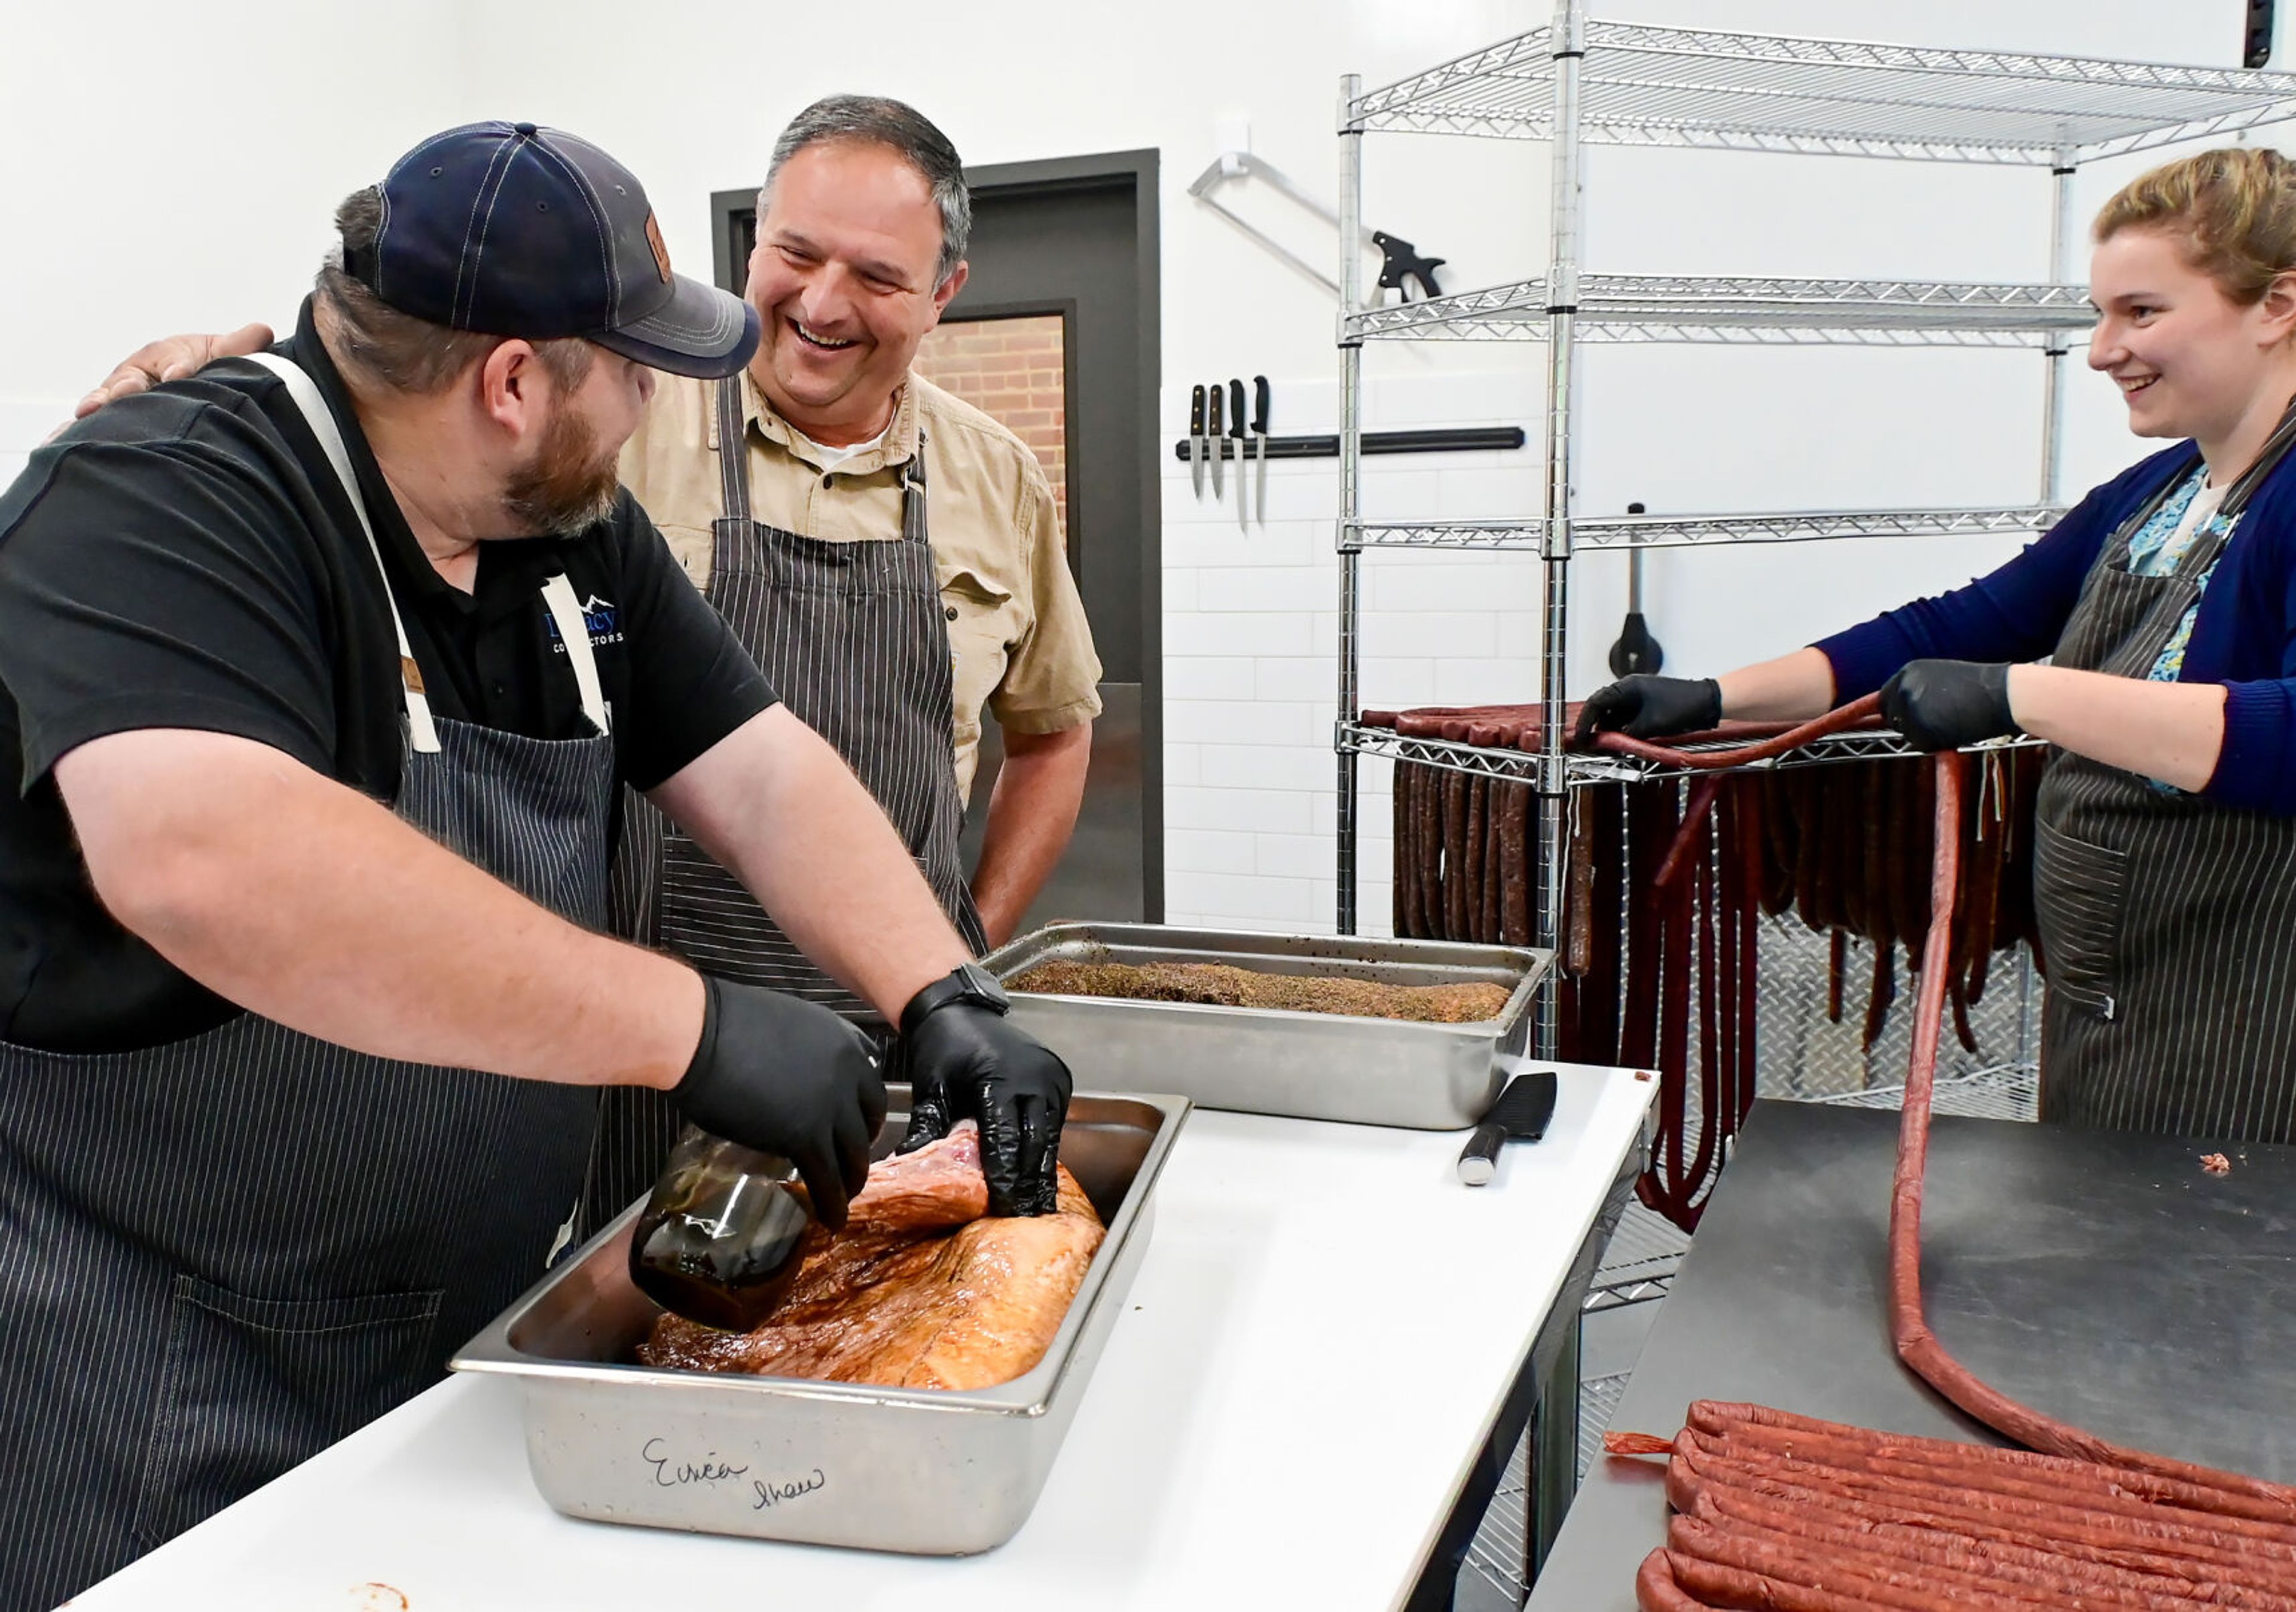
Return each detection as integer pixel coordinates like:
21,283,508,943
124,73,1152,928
502,398,622,536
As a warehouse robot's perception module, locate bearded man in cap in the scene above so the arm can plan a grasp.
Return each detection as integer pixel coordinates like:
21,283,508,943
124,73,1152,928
0,120,1069,1611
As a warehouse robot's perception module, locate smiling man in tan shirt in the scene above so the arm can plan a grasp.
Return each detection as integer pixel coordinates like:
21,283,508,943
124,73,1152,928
622,97,1099,947
624,337,1098,813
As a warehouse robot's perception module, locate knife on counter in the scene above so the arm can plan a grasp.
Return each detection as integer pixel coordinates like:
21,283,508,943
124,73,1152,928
1251,375,1270,529
1457,1068,1558,1186
1206,380,1224,503
1229,378,1250,534
1188,383,1208,502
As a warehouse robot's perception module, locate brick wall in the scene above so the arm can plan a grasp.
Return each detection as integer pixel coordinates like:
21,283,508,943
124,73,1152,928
912,313,1069,549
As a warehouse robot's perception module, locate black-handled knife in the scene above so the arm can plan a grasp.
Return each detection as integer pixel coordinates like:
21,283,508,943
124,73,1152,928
1206,381,1224,502
1189,384,1208,502
1457,1069,1558,1186
1228,378,1250,532
1251,375,1271,530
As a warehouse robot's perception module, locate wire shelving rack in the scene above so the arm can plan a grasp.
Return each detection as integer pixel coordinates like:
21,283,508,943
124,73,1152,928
1332,7,2296,1059
1354,503,2066,553
1344,273,2100,344
1349,22,2296,160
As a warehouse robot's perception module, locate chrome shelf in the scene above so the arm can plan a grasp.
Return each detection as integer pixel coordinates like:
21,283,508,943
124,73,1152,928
1577,1371,1635,1480
1344,272,2096,346
1584,1197,1689,1314
1463,1466,1532,1605
1343,719,2040,787
1581,1277,1673,1315
1347,503,2066,552
1345,724,1547,785
1812,1060,2041,1122
1345,21,2296,164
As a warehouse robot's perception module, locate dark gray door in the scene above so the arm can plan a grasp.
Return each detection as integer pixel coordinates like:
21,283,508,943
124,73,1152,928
942,152,1161,930
713,150,1163,930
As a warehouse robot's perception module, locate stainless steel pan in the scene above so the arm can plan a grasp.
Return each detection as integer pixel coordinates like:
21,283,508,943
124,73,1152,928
451,1088,1187,1554
984,923,1550,1129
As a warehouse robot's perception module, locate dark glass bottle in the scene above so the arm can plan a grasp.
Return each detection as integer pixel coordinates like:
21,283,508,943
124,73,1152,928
628,1125,813,1332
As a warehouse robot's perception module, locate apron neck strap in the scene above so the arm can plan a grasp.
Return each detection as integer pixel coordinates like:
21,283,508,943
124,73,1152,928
2215,389,2296,523
713,375,754,526
246,353,442,755
902,426,928,543
716,378,930,545
539,575,613,737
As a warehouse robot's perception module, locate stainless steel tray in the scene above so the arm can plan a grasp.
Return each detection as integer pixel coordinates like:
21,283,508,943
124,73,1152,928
451,1088,1187,1555
982,923,1550,1129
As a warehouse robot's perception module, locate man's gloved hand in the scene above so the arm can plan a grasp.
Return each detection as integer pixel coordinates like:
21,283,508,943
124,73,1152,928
896,970,1073,1217
670,974,887,1231
1878,660,2019,753
1572,674,1722,745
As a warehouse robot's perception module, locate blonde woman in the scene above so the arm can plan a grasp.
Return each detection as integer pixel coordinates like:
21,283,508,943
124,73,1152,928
1578,148,2296,1143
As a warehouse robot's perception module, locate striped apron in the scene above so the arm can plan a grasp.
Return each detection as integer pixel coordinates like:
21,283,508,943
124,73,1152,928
580,376,986,1234
2034,419,2296,1143
0,355,615,1611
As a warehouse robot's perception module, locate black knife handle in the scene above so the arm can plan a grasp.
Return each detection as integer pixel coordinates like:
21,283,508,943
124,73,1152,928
1229,378,1248,442
1207,383,1223,437
1190,383,1205,436
1458,1122,1506,1186
1253,374,1271,435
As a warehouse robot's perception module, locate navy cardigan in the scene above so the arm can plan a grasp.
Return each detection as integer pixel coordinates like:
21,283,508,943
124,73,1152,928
1812,440,2296,815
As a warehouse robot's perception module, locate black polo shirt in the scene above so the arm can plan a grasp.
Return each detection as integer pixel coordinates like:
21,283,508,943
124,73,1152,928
0,297,777,1053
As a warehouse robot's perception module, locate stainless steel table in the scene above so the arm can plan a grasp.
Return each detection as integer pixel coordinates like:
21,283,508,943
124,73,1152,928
1529,1099,2296,1611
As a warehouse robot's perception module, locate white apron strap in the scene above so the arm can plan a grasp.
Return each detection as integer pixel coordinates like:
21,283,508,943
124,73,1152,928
244,353,442,754
539,574,613,737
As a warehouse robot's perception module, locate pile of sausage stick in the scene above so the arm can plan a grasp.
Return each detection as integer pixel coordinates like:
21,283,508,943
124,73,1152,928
1593,727,2296,1612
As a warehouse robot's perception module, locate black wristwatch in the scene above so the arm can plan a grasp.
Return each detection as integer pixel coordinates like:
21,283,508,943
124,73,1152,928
899,962,1010,1037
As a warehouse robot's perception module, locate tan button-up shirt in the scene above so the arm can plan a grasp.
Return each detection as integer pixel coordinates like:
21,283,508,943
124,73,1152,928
619,370,1103,801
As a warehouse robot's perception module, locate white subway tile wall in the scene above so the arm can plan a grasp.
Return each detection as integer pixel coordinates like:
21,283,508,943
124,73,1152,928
1159,369,1546,938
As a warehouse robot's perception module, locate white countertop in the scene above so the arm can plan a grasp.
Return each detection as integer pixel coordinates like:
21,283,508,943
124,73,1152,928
73,1061,1653,1612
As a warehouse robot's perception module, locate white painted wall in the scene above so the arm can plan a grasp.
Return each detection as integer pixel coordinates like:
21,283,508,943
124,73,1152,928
0,0,2277,936
0,1,478,482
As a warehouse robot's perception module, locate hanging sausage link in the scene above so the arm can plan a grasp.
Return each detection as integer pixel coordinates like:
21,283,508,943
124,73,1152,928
1366,700,2042,1234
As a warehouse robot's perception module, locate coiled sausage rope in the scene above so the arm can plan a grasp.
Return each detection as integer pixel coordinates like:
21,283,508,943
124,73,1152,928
1593,720,2296,1611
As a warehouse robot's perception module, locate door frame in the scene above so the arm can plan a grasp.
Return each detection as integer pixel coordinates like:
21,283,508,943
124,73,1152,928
709,148,1164,920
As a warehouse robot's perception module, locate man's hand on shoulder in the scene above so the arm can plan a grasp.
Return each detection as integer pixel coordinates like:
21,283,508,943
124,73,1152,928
62,323,275,433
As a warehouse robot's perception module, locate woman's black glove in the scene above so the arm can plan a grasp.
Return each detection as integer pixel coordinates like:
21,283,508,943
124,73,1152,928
896,968,1073,1217
1878,660,2019,752
1573,674,1722,744
670,974,887,1230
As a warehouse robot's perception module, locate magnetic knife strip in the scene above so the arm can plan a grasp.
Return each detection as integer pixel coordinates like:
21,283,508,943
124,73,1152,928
1170,426,1527,462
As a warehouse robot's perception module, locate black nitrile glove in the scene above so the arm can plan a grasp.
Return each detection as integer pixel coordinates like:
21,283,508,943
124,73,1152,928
1572,674,1722,745
897,990,1073,1218
670,974,887,1231
1878,660,2019,753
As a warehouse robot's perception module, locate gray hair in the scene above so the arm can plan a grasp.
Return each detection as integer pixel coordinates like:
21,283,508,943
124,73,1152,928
760,96,971,288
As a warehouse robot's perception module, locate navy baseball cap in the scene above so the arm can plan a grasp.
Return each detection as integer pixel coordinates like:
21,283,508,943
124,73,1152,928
342,121,759,378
